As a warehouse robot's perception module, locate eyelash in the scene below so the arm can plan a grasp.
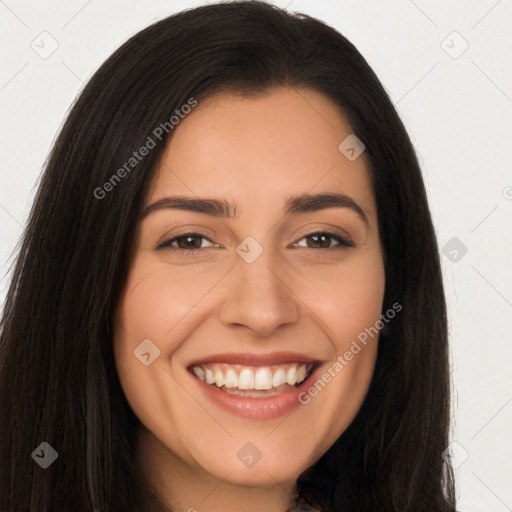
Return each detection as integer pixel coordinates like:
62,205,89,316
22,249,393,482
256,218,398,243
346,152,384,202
156,230,355,255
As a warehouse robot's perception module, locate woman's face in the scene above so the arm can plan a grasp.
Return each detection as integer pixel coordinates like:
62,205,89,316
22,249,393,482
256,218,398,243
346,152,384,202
113,87,385,487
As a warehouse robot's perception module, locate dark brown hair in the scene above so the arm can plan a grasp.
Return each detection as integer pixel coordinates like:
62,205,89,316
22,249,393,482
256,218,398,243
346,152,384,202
0,1,456,510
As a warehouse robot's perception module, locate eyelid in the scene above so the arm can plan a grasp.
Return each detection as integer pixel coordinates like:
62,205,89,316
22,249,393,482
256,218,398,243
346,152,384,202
292,231,354,249
155,231,219,252
292,225,354,248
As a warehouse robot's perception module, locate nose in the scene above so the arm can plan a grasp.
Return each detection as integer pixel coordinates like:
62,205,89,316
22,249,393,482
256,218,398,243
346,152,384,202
218,250,300,337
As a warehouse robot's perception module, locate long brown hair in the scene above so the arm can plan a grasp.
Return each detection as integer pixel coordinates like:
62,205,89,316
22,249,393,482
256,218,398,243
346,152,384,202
0,2,456,510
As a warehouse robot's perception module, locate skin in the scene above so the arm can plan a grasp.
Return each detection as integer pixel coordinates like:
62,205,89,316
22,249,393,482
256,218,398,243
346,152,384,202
113,86,386,512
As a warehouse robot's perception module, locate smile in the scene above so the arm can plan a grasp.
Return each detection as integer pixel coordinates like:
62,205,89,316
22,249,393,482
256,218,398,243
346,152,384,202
191,362,315,397
186,352,323,419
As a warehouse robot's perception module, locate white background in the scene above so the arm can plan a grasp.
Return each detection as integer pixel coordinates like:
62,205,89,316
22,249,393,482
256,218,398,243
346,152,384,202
1,1,511,510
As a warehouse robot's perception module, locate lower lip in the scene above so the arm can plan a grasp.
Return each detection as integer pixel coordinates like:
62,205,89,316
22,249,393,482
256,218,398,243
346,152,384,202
189,365,322,420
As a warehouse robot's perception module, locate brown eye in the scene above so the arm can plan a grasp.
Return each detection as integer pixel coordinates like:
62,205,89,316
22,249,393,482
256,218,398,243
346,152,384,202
297,231,354,249
174,235,204,250
156,232,217,254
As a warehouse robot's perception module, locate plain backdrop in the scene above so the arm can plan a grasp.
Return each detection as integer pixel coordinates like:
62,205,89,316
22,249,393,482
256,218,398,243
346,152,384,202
1,1,511,510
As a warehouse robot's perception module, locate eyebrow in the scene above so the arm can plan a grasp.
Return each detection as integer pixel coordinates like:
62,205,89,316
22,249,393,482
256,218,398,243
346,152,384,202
140,192,369,226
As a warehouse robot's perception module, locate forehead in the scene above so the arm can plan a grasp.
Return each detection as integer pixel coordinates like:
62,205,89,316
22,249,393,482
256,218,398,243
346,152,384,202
148,87,376,223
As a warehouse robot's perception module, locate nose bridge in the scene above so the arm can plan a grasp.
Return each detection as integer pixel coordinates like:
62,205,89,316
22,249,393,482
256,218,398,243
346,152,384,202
218,239,300,336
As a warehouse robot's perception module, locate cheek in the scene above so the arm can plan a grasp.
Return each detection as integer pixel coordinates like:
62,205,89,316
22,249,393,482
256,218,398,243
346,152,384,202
112,259,225,396
309,252,386,350
299,256,385,435
115,267,189,342
113,259,219,359
112,263,198,434
112,263,186,400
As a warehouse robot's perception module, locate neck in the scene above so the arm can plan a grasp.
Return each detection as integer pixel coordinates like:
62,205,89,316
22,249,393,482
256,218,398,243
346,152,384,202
135,427,297,512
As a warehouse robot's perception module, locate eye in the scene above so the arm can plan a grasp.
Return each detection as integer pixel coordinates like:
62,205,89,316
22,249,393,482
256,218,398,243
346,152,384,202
156,232,219,255
295,231,354,250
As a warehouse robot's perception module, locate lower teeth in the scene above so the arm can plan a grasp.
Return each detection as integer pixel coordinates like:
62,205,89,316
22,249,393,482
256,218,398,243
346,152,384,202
213,382,298,398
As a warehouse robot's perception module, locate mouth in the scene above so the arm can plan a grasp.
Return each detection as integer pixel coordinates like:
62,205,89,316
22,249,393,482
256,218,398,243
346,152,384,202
190,362,316,398
186,352,323,420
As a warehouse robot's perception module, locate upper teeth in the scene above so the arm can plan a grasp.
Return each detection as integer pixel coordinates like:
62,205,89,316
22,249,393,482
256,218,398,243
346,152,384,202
192,363,312,390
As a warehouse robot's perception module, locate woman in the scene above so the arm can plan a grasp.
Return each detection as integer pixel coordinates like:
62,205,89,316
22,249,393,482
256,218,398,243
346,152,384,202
0,2,456,511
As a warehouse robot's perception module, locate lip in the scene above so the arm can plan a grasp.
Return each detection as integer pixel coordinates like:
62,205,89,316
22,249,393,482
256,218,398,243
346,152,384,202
187,357,324,420
187,351,322,367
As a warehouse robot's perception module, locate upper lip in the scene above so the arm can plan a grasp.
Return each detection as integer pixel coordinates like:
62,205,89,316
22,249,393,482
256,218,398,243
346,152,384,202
187,351,323,367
